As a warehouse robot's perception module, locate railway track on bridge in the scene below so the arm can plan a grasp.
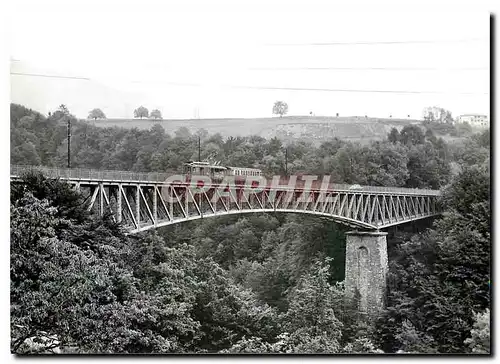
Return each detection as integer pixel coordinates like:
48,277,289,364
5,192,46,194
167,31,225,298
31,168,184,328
11,165,442,233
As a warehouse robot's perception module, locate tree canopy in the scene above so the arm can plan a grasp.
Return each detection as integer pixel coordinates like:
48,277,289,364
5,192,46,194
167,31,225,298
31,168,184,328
272,101,289,118
422,106,453,124
150,109,162,119
88,108,106,120
134,106,149,119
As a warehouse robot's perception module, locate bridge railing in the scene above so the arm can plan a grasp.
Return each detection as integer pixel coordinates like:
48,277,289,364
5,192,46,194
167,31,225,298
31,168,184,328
10,164,441,196
10,164,172,183
326,183,440,195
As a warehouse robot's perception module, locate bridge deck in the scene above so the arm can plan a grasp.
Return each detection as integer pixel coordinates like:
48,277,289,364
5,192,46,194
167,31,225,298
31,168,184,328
11,165,441,233
10,165,440,196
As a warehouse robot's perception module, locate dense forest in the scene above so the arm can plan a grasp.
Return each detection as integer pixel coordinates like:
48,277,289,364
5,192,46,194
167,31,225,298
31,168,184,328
10,103,490,354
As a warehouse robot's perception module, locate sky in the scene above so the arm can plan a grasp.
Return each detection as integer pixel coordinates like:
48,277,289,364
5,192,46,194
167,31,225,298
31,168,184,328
8,1,490,120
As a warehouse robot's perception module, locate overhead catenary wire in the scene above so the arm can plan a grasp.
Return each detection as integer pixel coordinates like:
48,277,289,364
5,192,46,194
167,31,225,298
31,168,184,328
265,38,489,46
248,66,488,71
10,72,90,81
127,80,489,95
10,72,488,95
225,85,488,95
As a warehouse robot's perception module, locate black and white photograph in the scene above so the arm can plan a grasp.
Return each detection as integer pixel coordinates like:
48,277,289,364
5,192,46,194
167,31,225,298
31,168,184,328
6,0,492,356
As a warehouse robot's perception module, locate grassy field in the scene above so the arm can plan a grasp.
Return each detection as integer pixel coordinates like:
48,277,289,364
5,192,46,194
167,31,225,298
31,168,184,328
84,115,420,142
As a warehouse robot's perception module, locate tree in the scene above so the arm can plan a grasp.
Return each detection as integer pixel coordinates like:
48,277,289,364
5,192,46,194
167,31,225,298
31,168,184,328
455,122,473,137
134,106,149,119
88,108,106,120
272,101,288,118
11,141,41,165
224,258,345,354
441,109,454,124
388,128,400,144
59,104,69,116
362,141,409,187
49,104,73,122
10,176,137,353
464,309,490,354
405,142,451,189
374,163,490,353
150,109,162,119
422,106,453,124
399,125,425,146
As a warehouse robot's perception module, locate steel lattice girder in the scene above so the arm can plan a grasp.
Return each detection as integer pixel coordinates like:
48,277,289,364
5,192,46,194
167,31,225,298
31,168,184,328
71,181,441,234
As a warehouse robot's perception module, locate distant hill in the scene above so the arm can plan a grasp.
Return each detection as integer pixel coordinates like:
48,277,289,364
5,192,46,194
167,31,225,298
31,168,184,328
85,115,420,143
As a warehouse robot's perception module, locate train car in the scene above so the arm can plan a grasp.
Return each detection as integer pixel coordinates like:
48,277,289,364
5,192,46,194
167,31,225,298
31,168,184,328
183,161,263,185
182,163,363,192
183,161,227,181
225,166,263,177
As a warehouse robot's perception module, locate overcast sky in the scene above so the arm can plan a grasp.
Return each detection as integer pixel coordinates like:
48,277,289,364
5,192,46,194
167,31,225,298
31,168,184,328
9,1,490,119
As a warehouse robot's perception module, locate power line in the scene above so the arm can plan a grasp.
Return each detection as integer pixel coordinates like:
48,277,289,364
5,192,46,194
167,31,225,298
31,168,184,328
10,72,90,81
130,80,200,86
130,81,487,95
226,85,488,95
266,38,488,46
248,66,488,71
10,71,487,95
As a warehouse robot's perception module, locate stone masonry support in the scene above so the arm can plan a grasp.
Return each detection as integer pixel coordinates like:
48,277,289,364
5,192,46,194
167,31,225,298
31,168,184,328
344,231,388,317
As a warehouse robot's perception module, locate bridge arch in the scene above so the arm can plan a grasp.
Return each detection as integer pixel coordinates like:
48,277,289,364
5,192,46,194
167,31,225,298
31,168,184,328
128,208,379,234
11,165,441,235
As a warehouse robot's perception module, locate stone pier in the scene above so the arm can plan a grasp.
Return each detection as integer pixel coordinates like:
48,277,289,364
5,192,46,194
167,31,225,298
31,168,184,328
344,231,388,316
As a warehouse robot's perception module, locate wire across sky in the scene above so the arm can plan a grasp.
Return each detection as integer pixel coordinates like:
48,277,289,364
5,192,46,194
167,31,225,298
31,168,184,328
264,38,489,46
10,72,488,96
226,85,488,95
10,72,90,81
248,67,488,71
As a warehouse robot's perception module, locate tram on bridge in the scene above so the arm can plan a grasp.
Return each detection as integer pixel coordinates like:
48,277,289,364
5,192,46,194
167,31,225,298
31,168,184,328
182,161,368,191
183,161,263,182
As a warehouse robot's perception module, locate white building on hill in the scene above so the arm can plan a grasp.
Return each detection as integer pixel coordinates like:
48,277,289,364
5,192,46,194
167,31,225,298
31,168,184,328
456,114,489,128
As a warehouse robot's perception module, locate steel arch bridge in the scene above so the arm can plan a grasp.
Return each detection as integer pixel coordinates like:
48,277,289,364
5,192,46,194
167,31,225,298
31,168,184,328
11,165,442,234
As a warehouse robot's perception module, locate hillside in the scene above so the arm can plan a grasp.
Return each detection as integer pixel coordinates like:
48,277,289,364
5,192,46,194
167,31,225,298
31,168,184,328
85,115,420,143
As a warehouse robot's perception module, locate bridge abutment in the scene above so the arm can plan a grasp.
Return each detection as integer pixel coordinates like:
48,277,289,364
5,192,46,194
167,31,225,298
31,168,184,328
344,231,388,317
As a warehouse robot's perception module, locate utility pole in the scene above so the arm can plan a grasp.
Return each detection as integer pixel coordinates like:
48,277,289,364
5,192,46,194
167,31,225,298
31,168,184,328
285,147,288,176
198,135,201,162
67,117,71,168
